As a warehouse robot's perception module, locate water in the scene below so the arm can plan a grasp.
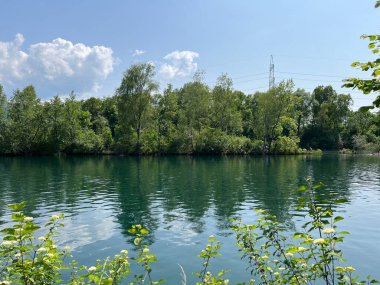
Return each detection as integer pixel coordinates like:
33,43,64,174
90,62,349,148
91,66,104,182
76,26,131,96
0,154,379,284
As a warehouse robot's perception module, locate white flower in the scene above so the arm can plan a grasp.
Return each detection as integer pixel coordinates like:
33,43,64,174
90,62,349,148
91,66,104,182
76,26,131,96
38,236,46,242
322,228,335,235
37,247,48,253
63,246,71,251
0,280,11,285
51,215,60,221
1,241,15,247
285,252,293,257
313,238,325,245
297,247,307,252
15,228,23,235
120,250,128,255
24,217,33,222
88,266,97,272
142,248,150,254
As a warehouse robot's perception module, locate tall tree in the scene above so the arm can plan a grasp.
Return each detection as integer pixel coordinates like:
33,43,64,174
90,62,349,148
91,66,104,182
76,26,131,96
253,80,294,153
178,79,211,151
211,74,242,134
116,63,158,153
7,85,44,154
156,84,180,152
292,89,312,136
302,86,352,149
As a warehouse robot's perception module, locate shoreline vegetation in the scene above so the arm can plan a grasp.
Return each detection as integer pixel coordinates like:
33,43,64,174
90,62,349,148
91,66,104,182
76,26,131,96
0,70,379,157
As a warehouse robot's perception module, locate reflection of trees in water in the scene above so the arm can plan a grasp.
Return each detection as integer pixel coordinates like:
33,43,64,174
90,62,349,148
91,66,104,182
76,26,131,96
1,154,376,245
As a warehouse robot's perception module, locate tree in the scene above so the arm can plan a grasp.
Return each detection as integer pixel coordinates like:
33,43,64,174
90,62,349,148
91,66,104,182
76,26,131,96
178,79,211,151
116,63,158,153
156,84,180,152
211,74,242,134
253,80,294,153
7,85,44,154
292,88,312,136
302,86,352,149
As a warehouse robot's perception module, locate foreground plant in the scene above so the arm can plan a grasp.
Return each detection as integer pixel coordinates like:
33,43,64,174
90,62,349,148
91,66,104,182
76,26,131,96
231,179,379,285
0,203,159,285
0,202,68,284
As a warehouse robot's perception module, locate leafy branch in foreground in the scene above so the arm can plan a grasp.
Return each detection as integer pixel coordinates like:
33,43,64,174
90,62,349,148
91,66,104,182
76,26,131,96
194,235,230,285
231,179,379,285
343,0,380,112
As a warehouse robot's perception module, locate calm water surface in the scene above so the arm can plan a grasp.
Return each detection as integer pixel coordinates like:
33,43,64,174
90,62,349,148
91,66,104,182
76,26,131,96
0,154,379,284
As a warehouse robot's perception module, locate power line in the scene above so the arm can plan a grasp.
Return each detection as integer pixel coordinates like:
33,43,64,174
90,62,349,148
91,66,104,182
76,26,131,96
276,76,343,83
277,71,372,80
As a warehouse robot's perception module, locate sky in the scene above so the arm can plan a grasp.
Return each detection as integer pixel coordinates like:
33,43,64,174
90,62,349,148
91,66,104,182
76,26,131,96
0,0,379,109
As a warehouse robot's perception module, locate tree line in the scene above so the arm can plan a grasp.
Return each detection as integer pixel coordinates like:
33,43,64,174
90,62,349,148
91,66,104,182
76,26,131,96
0,63,379,155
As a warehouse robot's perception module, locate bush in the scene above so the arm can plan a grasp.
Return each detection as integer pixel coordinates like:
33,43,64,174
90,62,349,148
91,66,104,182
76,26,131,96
272,136,300,154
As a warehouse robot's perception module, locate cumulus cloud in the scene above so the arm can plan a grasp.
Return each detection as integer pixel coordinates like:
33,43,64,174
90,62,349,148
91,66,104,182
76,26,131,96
159,50,199,79
0,34,115,95
132,49,145,57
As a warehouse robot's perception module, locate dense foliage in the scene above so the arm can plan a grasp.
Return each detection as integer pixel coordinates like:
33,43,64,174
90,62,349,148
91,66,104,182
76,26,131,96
1,67,379,155
1,182,378,284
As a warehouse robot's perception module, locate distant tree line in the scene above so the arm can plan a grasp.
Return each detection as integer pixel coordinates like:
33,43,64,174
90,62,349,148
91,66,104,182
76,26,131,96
0,63,379,155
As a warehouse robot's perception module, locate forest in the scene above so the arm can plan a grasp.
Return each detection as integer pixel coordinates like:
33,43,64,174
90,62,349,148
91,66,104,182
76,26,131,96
0,63,379,156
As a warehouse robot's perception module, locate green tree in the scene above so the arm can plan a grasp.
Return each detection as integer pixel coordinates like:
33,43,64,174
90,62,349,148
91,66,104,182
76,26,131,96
82,97,113,149
7,85,44,154
156,84,180,153
211,74,242,134
43,96,66,153
178,79,211,152
293,88,312,136
116,63,158,153
253,80,294,153
302,86,352,149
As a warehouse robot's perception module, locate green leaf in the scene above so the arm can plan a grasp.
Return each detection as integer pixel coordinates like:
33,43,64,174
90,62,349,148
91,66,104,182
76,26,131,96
134,237,142,246
335,198,349,204
140,229,149,235
359,105,374,112
334,216,344,223
8,202,26,211
298,185,308,191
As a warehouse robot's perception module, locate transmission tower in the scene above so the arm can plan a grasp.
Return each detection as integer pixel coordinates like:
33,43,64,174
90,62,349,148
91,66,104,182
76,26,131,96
269,55,275,89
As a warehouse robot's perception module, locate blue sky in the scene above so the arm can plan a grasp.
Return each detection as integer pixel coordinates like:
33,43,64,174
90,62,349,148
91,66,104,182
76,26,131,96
0,0,379,109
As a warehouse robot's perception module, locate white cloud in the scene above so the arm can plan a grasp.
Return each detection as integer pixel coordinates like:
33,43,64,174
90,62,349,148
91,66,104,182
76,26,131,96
0,34,115,95
132,49,145,57
159,50,199,79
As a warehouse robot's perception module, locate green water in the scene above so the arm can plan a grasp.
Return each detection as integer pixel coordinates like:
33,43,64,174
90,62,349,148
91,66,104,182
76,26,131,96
0,154,379,284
